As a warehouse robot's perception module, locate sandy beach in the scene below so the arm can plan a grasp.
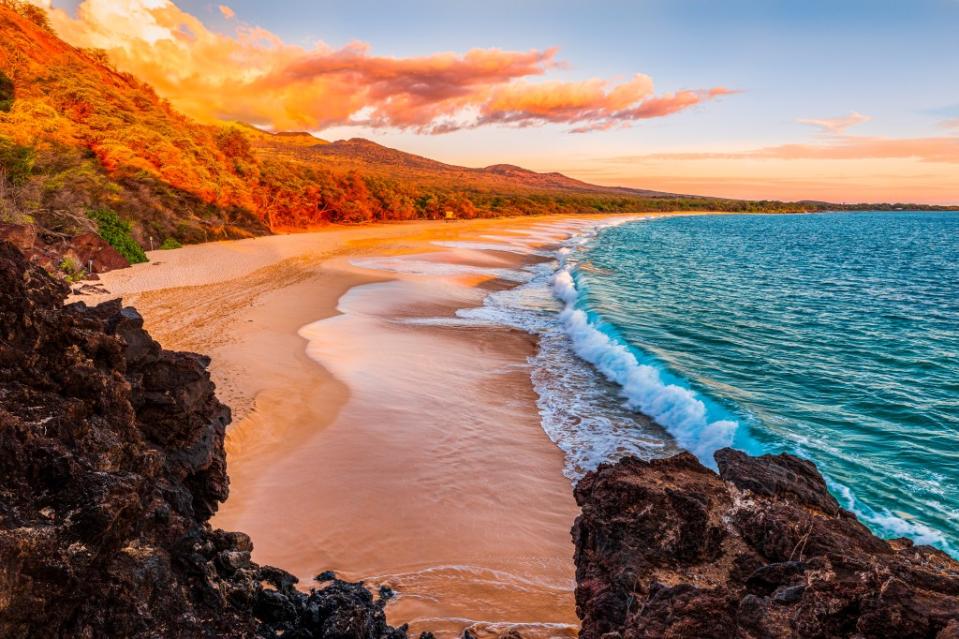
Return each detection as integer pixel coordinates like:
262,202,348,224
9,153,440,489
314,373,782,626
77,214,639,638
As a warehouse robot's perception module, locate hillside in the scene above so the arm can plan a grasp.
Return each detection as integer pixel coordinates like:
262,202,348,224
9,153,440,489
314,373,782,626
268,135,673,197
0,2,269,245
0,1,952,280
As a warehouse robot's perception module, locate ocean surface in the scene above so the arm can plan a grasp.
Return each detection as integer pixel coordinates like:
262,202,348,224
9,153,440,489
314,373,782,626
456,212,959,557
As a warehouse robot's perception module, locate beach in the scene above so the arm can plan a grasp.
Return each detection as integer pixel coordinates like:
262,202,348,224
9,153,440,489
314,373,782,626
77,214,639,638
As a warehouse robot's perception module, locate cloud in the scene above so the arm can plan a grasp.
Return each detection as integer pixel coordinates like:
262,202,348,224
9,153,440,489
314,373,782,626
39,0,732,133
942,118,959,130
618,135,959,164
798,111,871,134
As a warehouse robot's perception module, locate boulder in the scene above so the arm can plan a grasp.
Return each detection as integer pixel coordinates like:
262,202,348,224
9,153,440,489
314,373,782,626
0,239,406,638
572,450,959,639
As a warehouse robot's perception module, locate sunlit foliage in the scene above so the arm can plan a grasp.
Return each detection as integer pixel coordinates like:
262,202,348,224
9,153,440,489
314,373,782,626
0,3,952,249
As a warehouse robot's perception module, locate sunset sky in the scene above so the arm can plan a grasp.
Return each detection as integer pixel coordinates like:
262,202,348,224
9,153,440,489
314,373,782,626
38,0,959,203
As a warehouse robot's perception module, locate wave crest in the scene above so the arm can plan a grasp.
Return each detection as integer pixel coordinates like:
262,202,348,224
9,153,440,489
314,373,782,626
551,250,738,467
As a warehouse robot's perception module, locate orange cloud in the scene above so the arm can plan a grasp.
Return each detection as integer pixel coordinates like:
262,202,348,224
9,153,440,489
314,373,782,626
798,111,871,134
476,78,733,133
40,0,732,133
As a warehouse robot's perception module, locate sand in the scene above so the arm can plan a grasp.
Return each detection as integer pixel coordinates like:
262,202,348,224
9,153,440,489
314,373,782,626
75,215,640,638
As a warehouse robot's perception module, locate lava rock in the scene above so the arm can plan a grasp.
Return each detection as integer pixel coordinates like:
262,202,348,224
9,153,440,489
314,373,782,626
572,451,959,639
0,240,409,638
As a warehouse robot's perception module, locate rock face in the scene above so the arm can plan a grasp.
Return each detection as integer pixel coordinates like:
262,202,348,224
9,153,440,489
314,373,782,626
0,240,406,638
572,450,959,639
0,223,130,277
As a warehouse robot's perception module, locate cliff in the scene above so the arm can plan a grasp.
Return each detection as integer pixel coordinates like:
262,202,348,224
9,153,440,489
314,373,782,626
0,239,408,638
572,450,959,639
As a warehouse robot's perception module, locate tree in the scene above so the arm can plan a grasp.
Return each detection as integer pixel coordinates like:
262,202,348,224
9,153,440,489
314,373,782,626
216,127,252,161
0,71,13,112
0,137,34,186
0,0,52,31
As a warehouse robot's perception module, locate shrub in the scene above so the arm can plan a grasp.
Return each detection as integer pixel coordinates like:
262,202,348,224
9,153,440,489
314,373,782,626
159,237,182,250
88,207,148,263
216,127,252,160
58,257,85,283
0,71,13,113
0,137,34,185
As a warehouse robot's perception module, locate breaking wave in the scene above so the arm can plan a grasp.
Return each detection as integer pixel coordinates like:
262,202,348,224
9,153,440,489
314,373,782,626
548,234,744,468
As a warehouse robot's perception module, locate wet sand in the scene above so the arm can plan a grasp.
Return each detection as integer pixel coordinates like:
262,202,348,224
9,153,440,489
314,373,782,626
77,215,639,638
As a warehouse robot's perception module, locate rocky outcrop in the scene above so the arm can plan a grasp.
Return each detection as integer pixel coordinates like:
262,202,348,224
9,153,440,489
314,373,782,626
572,450,959,639
0,223,130,277
0,239,407,638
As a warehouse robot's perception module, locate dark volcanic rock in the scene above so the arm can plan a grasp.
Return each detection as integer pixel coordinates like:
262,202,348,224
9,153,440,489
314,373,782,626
572,450,959,639
0,240,406,638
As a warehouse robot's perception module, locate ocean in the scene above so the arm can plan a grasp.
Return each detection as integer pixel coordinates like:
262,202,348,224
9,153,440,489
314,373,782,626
460,211,959,557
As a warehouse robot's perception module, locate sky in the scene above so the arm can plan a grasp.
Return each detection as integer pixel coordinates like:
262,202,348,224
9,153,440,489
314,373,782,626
36,0,959,203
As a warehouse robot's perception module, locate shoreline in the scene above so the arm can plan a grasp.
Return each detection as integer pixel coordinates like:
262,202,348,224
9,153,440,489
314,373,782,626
74,214,650,637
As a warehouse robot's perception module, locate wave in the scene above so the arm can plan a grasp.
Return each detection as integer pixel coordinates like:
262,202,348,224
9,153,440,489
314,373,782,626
554,215,957,556
829,479,957,555
549,226,743,469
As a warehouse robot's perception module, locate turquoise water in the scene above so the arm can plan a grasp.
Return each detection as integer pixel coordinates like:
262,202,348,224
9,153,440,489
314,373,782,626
574,212,959,555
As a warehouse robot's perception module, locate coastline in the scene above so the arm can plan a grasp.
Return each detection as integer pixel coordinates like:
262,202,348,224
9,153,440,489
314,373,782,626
74,214,645,637
11,210,958,637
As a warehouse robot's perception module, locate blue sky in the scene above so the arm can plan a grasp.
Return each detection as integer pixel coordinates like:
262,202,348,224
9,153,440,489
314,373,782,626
48,0,959,201
181,0,958,135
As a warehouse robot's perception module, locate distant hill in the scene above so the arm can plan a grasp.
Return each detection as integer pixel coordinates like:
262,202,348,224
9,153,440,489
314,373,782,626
283,137,676,197
0,1,953,278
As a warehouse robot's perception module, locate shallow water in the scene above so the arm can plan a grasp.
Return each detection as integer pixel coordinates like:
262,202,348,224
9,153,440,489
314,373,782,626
571,212,959,555
217,212,958,639
218,227,597,639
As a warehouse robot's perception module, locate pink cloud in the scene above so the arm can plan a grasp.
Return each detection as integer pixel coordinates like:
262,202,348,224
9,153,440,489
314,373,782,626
42,0,733,134
475,81,734,134
798,111,871,135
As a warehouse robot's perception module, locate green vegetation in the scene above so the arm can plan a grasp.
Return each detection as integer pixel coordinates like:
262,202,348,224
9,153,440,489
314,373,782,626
88,208,148,264
0,136,32,186
0,71,13,112
159,237,182,250
57,256,85,283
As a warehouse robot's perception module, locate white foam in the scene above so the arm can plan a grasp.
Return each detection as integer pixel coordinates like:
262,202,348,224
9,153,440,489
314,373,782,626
531,329,676,481
407,216,679,481
548,231,738,468
829,480,957,554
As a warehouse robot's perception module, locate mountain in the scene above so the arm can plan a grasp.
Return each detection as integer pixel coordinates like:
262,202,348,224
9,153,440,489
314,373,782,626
275,136,674,197
1,2,948,280
0,2,741,256
0,3,268,246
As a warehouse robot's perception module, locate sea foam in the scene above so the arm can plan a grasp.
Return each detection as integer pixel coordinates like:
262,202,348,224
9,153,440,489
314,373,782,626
550,245,739,468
